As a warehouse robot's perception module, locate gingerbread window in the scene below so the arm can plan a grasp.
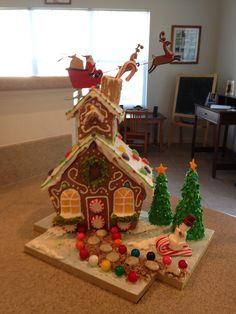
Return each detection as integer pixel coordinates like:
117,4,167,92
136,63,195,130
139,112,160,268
113,187,134,215
60,188,81,217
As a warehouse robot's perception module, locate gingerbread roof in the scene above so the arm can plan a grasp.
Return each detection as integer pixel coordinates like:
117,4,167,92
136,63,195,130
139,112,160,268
66,87,124,123
41,134,154,195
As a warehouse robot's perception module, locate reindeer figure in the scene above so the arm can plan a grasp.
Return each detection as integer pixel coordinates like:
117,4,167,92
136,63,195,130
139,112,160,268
130,44,144,62
148,31,180,74
116,44,144,81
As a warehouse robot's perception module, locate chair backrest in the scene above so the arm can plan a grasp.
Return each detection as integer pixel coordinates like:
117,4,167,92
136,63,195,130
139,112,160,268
124,110,149,133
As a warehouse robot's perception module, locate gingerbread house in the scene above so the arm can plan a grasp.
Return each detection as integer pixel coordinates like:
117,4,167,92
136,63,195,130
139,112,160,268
41,76,154,231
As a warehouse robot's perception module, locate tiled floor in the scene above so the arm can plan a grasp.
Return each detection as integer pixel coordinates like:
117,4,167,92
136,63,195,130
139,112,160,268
148,144,236,217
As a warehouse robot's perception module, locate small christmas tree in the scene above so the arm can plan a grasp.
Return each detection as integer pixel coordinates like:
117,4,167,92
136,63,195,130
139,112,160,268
148,164,173,225
173,159,205,240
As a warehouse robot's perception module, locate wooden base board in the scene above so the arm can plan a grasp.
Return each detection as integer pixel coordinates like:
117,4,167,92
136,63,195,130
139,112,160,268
155,228,214,289
24,235,156,303
33,213,55,234
27,213,214,302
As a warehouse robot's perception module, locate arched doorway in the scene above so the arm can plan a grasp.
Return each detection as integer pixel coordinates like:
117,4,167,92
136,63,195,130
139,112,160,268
60,188,81,218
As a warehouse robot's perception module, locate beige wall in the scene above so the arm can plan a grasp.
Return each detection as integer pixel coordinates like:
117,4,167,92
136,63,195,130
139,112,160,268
0,0,221,146
215,0,236,150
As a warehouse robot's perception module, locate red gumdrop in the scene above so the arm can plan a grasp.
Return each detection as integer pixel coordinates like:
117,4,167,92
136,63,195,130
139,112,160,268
118,244,127,254
128,271,139,283
65,151,71,158
77,226,86,233
132,154,140,161
178,259,188,269
110,226,119,234
142,158,149,165
76,240,85,250
77,232,85,240
79,248,89,260
112,232,121,240
162,255,172,266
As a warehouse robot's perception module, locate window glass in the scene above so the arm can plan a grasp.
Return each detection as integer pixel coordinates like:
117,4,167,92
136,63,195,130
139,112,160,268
31,10,91,76
0,10,32,76
0,9,149,107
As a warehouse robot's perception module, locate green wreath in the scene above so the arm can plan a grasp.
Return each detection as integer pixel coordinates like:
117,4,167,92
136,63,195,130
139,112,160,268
81,155,109,189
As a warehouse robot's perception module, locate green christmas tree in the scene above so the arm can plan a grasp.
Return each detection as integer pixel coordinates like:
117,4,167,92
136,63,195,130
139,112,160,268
148,164,173,225
173,159,205,241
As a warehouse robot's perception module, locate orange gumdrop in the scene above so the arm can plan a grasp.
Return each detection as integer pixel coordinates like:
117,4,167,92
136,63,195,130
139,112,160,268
114,239,122,247
76,240,85,250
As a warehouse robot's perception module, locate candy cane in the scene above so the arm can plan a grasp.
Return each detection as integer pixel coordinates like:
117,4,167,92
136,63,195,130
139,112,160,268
115,60,138,81
156,235,192,257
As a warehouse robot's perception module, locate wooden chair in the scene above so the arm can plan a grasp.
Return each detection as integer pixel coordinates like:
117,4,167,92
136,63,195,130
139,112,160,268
123,110,150,155
168,116,213,147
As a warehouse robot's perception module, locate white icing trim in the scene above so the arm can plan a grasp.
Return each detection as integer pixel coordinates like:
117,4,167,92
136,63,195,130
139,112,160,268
67,168,88,194
108,171,123,191
42,134,153,196
66,88,124,122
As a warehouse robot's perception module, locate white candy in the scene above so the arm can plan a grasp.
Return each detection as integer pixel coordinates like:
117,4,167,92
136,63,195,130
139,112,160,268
88,255,99,267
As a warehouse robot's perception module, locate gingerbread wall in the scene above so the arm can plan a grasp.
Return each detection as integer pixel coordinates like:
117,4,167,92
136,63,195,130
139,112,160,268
77,96,115,142
49,142,146,230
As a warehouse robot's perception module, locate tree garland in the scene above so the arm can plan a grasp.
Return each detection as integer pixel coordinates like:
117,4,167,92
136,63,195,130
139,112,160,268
81,155,109,189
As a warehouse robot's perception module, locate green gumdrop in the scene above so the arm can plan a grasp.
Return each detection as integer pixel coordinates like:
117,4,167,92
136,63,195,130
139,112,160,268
115,265,125,277
132,149,140,156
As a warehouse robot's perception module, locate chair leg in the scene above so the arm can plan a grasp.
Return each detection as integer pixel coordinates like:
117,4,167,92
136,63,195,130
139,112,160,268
144,136,148,156
168,123,174,147
179,126,183,144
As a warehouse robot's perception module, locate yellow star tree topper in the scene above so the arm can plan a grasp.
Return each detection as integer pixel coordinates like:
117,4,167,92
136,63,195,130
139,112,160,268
189,159,197,171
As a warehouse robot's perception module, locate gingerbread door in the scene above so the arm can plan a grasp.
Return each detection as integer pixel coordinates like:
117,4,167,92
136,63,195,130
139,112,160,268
86,196,110,230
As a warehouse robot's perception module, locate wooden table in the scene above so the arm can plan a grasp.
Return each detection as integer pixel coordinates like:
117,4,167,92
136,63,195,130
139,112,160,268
191,104,236,178
125,110,167,151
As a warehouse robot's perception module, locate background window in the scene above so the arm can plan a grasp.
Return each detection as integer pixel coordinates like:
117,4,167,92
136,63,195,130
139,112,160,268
0,9,150,107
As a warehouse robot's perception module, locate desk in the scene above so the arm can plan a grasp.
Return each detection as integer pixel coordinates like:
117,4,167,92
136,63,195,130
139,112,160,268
125,110,167,151
191,104,236,178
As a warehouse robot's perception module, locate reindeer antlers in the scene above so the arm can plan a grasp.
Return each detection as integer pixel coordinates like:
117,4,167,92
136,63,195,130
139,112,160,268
159,31,166,43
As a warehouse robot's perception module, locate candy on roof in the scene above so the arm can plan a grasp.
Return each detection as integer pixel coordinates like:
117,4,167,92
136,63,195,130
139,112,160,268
41,134,153,193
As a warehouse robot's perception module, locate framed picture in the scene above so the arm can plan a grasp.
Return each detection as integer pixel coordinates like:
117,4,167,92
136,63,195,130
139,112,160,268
45,0,71,4
171,25,201,64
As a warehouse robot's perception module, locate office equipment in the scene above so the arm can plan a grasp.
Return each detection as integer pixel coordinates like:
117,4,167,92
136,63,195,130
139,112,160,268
169,73,217,146
191,100,236,178
210,104,231,109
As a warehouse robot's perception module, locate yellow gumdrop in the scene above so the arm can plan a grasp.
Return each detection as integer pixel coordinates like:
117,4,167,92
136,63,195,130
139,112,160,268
90,105,95,111
118,145,126,153
50,196,55,201
101,259,111,272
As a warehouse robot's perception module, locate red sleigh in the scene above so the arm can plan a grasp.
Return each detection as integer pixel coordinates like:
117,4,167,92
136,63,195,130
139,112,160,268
66,55,103,89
